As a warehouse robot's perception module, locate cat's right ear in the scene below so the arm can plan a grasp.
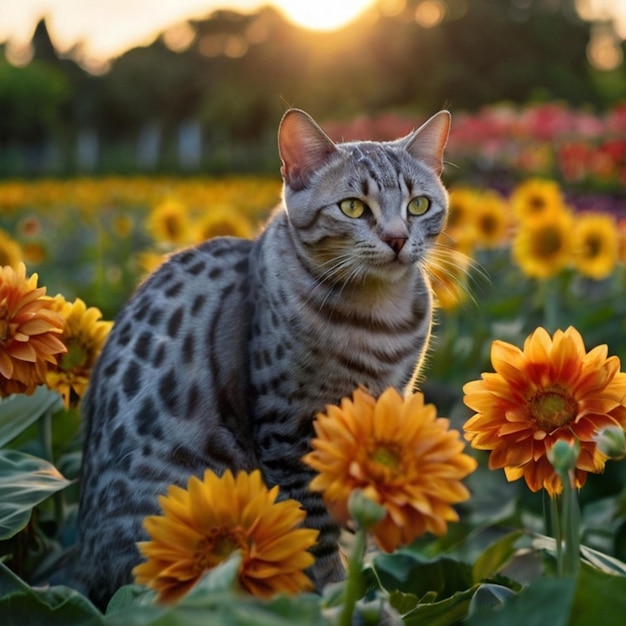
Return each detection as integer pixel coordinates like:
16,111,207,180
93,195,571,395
278,109,337,191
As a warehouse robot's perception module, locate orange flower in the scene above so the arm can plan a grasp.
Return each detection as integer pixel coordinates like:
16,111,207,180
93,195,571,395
303,387,477,552
463,327,626,496
0,263,66,396
133,469,318,603
45,296,113,407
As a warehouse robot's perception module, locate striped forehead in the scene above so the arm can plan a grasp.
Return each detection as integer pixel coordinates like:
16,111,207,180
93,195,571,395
348,144,408,191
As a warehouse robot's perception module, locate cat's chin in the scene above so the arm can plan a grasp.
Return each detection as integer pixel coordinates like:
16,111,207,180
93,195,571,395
364,259,414,284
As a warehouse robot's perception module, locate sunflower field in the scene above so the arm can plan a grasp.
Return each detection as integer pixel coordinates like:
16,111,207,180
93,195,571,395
2,103,626,625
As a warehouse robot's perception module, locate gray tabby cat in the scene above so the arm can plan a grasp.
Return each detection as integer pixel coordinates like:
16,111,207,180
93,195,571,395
75,108,451,608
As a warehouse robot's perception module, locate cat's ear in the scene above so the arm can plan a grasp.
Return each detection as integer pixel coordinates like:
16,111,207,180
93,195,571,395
278,109,337,191
401,110,451,176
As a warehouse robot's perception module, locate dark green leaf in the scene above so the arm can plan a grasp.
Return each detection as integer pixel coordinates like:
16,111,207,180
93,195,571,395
402,586,479,626
373,551,473,599
464,577,575,626
570,565,626,626
467,583,516,614
0,386,63,448
0,449,70,540
0,561,103,625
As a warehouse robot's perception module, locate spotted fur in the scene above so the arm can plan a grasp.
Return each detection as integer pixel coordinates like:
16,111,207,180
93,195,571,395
74,108,451,608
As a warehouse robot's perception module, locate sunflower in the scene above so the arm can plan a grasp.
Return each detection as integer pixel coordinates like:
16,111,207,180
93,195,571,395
147,197,191,247
0,229,23,269
512,207,573,279
472,190,512,249
303,387,477,552
510,178,567,224
45,296,113,407
571,212,618,280
191,207,254,244
426,235,472,311
133,469,318,603
463,326,626,496
0,263,66,397
447,186,480,235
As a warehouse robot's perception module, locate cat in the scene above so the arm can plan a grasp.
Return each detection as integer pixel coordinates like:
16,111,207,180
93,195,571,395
74,107,451,608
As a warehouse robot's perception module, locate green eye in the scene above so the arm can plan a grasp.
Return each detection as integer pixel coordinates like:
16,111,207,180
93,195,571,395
408,196,431,216
339,198,366,219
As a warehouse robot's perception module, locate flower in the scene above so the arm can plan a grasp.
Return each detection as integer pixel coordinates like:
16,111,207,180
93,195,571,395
571,212,618,280
0,229,23,269
463,326,626,496
0,263,66,396
147,197,191,246
512,207,573,279
191,207,254,243
510,178,568,223
303,387,477,552
45,296,113,407
426,235,472,311
133,469,318,603
471,190,511,249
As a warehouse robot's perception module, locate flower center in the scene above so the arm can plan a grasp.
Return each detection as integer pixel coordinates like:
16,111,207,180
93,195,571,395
528,387,577,432
583,234,602,259
371,442,401,469
529,195,546,212
193,527,248,575
532,226,564,259
60,339,88,371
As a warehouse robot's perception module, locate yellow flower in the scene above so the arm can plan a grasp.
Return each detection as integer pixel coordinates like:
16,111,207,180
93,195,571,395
0,263,66,397
447,187,480,234
191,207,254,244
472,190,511,249
510,178,567,224
133,469,318,603
426,235,471,311
463,326,626,496
0,229,23,269
512,207,573,279
45,296,113,407
303,387,477,552
571,213,618,280
147,197,191,246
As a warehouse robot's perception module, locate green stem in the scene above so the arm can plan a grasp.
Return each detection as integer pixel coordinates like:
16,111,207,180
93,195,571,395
339,526,367,626
562,469,581,577
541,277,559,332
550,494,564,577
40,408,64,531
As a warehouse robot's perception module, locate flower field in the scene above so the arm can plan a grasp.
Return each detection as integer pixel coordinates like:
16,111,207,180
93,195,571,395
3,105,626,624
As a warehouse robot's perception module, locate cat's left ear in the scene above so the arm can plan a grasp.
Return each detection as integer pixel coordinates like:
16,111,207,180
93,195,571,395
278,109,337,191
401,110,451,176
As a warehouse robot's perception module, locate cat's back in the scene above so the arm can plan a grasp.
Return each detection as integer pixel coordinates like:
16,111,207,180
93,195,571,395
80,235,257,513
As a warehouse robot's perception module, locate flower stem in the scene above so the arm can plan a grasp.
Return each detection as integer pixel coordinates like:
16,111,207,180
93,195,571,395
549,494,563,576
339,526,367,626
40,407,64,530
541,277,559,332
561,469,580,577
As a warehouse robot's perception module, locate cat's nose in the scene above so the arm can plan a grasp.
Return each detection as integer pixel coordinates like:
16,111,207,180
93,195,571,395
383,237,407,254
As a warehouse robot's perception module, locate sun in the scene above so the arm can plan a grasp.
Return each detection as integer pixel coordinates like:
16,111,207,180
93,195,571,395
272,0,375,31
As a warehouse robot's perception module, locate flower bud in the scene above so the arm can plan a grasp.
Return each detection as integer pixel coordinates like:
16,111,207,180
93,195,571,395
348,489,386,529
595,426,626,459
547,439,580,480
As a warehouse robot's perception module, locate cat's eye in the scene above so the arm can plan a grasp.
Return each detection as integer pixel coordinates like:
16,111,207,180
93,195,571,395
407,196,431,216
339,198,367,219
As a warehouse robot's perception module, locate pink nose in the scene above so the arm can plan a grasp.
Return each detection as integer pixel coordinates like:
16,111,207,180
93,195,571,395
384,237,407,254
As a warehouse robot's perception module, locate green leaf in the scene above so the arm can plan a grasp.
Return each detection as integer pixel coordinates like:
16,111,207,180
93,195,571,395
402,586,479,626
467,583,516,614
464,577,576,626
0,449,70,540
0,561,103,625
579,544,626,576
0,386,63,448
373,551,474,600
472,530,524,582
570,564,626,626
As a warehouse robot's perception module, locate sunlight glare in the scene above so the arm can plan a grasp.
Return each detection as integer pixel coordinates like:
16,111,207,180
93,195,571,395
272,0,375,31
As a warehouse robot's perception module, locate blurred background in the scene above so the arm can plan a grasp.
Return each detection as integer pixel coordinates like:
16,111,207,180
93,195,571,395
1,0,626,176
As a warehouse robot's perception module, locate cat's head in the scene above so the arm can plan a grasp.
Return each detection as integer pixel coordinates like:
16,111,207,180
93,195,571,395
278,108,450,284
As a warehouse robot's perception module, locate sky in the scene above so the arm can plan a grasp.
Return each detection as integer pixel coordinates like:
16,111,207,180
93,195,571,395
1,0,626,72
0,0,377,65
